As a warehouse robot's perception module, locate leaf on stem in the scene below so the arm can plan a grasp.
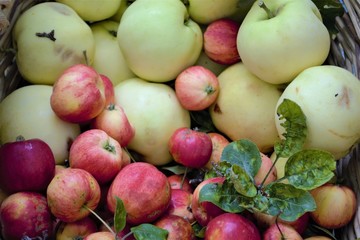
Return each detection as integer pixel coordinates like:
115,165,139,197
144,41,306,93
114,197,127,234
230,164,257,197
131,224,168,240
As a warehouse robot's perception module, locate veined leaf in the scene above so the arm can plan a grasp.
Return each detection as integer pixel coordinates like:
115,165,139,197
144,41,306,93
312,0,345,34
131,224,168,240
230,164,257,197
284,149,336,190
114,197,126,233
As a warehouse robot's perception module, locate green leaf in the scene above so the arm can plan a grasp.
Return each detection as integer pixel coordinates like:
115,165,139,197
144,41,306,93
264,182,316,222
131,224,168,240
221,139,262,179
161,164,187,175
312,0,345,34
284,149,336,190
114,197,127,233
192,222,206,238
230,164,257,197
190,110,217,132
274,98,307,158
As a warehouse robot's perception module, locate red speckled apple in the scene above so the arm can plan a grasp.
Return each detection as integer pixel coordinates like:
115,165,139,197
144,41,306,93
165,189,194,223
100,74,115,106
204,132,230,170
167,174,193,193
155,215,195,240
55,216,98,240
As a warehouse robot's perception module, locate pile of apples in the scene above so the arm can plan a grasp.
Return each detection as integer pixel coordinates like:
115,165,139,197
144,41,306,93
0,0,360,239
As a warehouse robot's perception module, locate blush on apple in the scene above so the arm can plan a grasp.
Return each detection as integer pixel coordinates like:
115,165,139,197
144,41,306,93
175,65,219,111
100,74,115,106
154,215,195,240
263,222,302,240
254,153,277,187
167,174,193,193
165,189,194,224
203,18,241,65
168,127,213,169
204,132,230,170
55,216,98,240
84,231,115,240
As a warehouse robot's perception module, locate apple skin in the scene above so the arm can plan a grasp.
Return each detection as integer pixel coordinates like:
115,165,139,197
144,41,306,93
204,132,230,170
55,217,98,240
0,192,53,240
204,213,261,240
154,215,196,240
46,168,101,223
167,174,194,193
175,66,220,111
107,162,171,225
169,127,213,168
263,222,302,240
310,183,357,229
165,189,195,224
304,236,332,240
0,137,55,194
237,0,331,84
100,74,115,106
83,231,115,240
254,153,277,186
50,64,106,124
204,18,241,65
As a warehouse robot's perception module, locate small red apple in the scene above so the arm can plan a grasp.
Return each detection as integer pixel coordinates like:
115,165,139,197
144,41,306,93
55,217,98,240
167,174,193,193
254,153,277,186
168,127,213,168
165,189,194,223
69,129,123,185
0,136,55,194
175,65,219,111
204,132,230,170
263,222,302,240
84,231,115,240
154,215,195,240
100,74,115,106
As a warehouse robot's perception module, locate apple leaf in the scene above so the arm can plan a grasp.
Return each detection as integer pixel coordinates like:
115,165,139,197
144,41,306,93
263,182,316,222
274,98,307,158
190,110,217,132
131,224,168,240
161,164,187,175
114,197,127,234
230,164,257,197
284,149,336,190
192,222,206,238
312,0,345,34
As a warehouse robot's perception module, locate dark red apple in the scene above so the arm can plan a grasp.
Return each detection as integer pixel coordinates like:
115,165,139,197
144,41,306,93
0,136,55,194
167,174,193,193
165,189,194,223
154,215,195,240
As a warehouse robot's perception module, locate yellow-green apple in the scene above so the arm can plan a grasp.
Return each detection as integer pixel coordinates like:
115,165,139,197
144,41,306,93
262,222,302,240
254,153,277,187
0,136,55,194
55,164,67,175
237,0,331,84
204,18,241,65
100,74,115,106
167,174,194,193
209,62,281,153
0,85,81,165
110,0,131,22
194,50,228,76
91,20,136,86
55,0,121,22
204,213,261,240
305,236,332,240
175,66,220,111
107,162,171,225
90,103,135,148
204,132,230,170
275,65,360,159
310,183,357,229
165,189,195,223
117,0,203,82
69,129,123,185
114,77,191,166
0,192,53,240
154,215,195,240
55,217,98,240
12,2,95,85
84,231,115,240
46,168,101,223
169,127,213,168
50,64,106,124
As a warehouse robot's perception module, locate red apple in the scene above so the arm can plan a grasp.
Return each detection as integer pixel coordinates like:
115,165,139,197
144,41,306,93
0,136,55,194
165,189,195,223
203,18,241,65
55,217,98,240
69,129,123,185
263,222,302,240
50,64,106,123
167,174,193,193
121,147,132,166
107,162,171,225
55,164,67,175
204,132,230,170
175,65,219,111
204,213,261,240
192,177,226,226
168,127,213,168
154,215,195,240
90,103,135,147
254,153,277,186
84,231,115,240
100,74,115,106
0,192,53,240
310,183,357,229
46,168,101,223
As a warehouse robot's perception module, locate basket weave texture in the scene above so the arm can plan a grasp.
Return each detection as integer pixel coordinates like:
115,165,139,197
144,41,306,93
0,0,360,239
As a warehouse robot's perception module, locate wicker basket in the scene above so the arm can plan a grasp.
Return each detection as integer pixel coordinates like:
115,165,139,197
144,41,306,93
0,0,359,239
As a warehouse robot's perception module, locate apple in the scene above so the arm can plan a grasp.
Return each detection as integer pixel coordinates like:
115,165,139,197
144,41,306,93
0,192,53,240
204,132,230,170
275,65,360,160
46,168,101,223
107,162,171,225
55,217,98,240
169,127,213,168
304,236,332,240
263,222,302,240
121,148,132,166
310,183,357,229
50,64,106,124
100,74,115,106
209,62,281,153
154,215,195,240
84,231,115,240
194,50,228,76
0,85,81,165
90,20,136,86
167,174,194,193
12,2,95,85
90,103,135,148
175,65,220,111
237,0,331,84
110,0,131,22
165,189,195,224
254,153,277,186
56,0,121,22
69,129,123,185
203,18,241,65
117,0,203,82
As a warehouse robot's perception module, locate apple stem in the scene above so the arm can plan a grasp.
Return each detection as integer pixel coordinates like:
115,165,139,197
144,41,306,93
181,167,189,190
258,1,274,19
15,135,25,141
123,148,137,163
258,153,279,189
83,50,89,66
84,205,116,236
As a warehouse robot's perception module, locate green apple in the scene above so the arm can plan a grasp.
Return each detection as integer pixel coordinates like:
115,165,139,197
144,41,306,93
117,0,203,82
114,78,191,166
209,62,281,153
237,0,331,84
13,2,95,85
110,0,132,22
90,20,136,86
56,0,121,22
